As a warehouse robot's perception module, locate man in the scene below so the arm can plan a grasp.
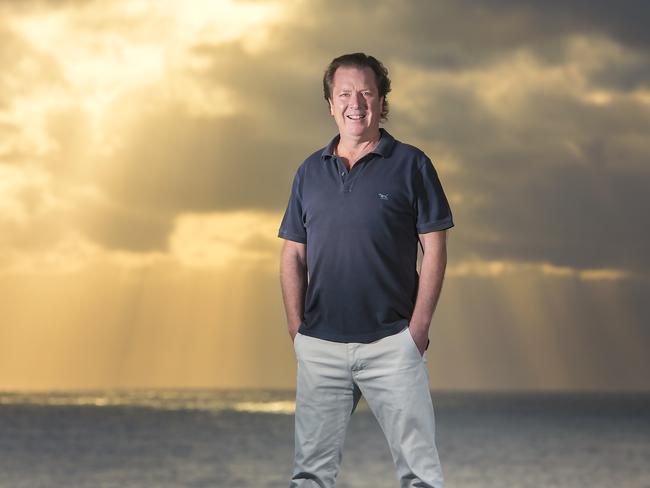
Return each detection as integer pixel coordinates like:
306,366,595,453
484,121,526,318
278,53,454,488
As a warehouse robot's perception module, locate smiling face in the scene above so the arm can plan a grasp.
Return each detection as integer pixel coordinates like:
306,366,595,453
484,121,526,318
328,65,384,141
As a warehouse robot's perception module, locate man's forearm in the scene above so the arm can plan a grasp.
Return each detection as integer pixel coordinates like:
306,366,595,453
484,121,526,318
279,250,308,337
410,244,447,335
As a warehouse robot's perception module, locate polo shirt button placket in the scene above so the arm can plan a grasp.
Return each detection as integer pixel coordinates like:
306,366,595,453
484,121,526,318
339,167,347,189
337,161,350,192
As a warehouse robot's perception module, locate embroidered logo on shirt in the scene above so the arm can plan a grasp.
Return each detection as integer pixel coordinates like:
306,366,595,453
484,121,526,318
378,193,389,200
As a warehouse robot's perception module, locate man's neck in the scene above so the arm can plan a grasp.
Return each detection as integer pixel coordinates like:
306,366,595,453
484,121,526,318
335,130,382,166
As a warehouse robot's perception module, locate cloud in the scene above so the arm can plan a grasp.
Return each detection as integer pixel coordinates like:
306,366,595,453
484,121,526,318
1,1,649,391
97,101,311,212
0,0,648,279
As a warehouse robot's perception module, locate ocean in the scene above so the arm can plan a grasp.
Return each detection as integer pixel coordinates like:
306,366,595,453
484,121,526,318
0,390,648,487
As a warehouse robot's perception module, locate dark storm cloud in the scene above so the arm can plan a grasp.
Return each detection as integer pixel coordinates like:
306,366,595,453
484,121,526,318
451,165,650,272
390,75,650,273
213,0,648,275
98,99,322,216
190,41,331,130
479,0,650,50
90,0,650,274
399,81,650,172
257,0,649,77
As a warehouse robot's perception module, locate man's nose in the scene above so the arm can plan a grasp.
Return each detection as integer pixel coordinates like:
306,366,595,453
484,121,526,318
350,92,365,108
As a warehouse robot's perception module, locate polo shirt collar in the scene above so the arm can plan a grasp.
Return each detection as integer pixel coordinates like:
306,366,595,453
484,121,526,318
321,128,396,161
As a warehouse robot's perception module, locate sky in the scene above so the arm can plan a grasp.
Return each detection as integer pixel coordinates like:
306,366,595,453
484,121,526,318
0,0,648,392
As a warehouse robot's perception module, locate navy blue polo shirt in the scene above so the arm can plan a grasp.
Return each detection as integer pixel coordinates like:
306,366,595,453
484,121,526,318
278,128,454,343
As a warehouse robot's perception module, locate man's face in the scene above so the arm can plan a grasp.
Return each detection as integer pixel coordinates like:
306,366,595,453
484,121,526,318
328,66,384,140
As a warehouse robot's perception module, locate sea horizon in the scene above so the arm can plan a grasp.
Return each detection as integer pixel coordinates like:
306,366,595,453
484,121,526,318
1,389,648,487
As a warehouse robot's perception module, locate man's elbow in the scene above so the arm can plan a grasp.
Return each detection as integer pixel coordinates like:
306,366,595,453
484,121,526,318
281,240,307,268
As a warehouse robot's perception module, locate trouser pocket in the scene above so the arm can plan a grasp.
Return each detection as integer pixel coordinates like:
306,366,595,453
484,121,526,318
403,326,426,358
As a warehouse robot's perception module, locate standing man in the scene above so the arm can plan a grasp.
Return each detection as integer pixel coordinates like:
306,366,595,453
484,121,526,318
278,53,454,488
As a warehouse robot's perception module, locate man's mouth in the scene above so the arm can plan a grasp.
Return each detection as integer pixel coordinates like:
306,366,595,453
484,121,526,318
346,114,366,120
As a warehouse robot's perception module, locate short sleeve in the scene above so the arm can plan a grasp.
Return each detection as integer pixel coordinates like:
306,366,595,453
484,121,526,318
414,157,454,233
278,168,307,243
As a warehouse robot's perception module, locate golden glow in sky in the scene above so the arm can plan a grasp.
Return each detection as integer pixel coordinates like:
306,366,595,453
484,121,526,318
0,0,648,392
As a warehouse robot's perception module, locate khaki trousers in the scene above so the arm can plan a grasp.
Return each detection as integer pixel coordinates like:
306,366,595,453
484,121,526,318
290,326,444,488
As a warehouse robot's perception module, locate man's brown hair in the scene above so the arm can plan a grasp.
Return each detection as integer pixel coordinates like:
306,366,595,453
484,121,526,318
323,53,392,121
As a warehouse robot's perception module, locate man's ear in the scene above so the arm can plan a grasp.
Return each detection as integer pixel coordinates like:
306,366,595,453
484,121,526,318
328,98,334,116
380,96,385,114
